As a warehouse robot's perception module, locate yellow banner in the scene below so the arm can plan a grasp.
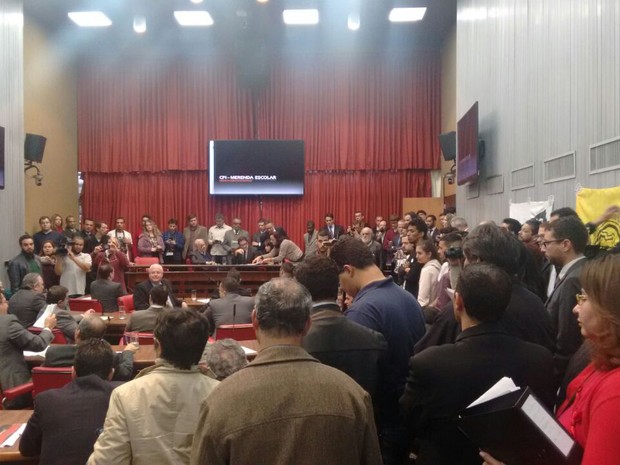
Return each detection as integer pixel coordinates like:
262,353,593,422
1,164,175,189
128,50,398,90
576,187,620,248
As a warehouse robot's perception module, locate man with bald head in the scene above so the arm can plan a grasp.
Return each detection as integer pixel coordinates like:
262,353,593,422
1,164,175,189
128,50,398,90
132,264,182,310
44,315,137,381
360,227,384,269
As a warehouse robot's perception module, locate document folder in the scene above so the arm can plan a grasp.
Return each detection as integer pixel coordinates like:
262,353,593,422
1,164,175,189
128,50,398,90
458,387,582,465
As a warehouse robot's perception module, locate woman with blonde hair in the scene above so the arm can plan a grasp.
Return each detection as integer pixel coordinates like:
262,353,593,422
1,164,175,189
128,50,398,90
482,253,620,465
137,219,164,262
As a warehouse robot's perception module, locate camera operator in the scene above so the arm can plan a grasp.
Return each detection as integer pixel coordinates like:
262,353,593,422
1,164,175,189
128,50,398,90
54,236,92,297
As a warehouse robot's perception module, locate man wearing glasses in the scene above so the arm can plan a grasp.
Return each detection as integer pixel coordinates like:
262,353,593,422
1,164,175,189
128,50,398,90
542,215,589,384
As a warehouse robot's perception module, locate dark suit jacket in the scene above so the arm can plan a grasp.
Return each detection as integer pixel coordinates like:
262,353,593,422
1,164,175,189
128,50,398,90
125,305,166,332
44,344,134,381
90,278,125,312
0,314,53,401
231,247,259,265
325,224,345,239
401,323,555,465
19,374,120,464
206,293,255,335
7,289,47,327
132,278,180,310
414,282,554,355
545,257,586,383
302,304,387,406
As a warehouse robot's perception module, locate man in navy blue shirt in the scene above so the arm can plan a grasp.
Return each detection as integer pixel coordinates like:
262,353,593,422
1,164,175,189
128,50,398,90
331,236,426,465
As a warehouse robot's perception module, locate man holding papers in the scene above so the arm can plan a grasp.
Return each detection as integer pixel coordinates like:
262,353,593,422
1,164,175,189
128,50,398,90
400,263,556,465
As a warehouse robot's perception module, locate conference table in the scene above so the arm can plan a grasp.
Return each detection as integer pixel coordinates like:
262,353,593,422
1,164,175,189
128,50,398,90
0,410,36,464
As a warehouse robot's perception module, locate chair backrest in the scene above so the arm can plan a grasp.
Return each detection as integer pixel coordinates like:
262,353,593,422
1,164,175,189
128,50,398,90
215,324,256,341
135,256,160,266
123,331,155,345
31,367,73,397
28,326,68,344
117,294,135,313
68,298,104,314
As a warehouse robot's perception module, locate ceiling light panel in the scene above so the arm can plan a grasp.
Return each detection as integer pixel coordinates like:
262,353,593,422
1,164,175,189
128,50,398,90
282,9,319,25
174,10,214,26
68,11,112,27
388,7,427,22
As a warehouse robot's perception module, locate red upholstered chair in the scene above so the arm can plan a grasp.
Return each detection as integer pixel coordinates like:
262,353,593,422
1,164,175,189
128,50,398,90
0,382,34,410
215,324,256,341
134,257,160,266
123,332,155,345
31,367,73,397
117,294,135,313
28,327,68,344
68,298,104,314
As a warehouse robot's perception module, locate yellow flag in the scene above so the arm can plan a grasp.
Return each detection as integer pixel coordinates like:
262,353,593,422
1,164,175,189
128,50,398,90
576,187,620,248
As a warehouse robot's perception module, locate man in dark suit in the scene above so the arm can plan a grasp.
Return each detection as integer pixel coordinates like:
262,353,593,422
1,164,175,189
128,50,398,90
7,273,46,327
296,256,387,407
90,263,125,312
126,286,167,332
20,339,120,464
44,314,136,381
231,236,258,265
400,263,556,465
324,212,345,240
543,215,589,383
0,296,56,409
132,263,182,310
205,277,254,336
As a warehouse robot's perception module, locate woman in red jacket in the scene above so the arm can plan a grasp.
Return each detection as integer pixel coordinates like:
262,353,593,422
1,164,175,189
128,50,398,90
482,253,620,465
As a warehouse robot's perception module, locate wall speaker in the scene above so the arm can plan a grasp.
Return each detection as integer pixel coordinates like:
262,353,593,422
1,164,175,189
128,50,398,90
25,133,47,163
438,131,456,161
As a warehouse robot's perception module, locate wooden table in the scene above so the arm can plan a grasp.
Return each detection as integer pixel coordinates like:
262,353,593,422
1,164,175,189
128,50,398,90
111,344,156,370
0,410,37,464
182,298,210,309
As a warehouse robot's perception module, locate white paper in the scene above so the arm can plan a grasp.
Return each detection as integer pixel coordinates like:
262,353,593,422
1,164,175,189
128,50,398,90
468,377,519,408
1,423,26,448
33,304,56,328
241,345,257,356
521,395,575,457
197,298,210,304
23,346,49,357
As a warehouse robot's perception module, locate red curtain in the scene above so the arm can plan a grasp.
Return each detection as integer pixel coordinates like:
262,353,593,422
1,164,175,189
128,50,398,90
77,49,440,244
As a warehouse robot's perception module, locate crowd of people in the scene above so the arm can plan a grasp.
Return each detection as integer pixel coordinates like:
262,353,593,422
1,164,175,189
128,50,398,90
1,204,620,464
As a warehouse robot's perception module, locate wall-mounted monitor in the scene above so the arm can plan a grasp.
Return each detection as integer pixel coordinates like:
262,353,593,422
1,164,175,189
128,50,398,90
457,101,480,186
209,140,305,196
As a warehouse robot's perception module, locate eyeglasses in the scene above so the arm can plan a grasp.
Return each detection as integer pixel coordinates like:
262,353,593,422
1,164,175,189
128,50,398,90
540,239,564,248
575,293,587,305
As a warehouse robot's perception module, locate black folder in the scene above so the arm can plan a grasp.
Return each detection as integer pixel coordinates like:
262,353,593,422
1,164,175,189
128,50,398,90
457,387,583,465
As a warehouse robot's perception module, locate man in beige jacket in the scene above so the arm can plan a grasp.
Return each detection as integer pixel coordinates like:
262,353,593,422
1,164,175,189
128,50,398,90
87,309,218,465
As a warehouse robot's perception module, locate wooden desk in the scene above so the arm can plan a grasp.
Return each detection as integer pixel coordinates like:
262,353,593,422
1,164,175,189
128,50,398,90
111,344,156,371
125,264,280,297
0,410,37,464
182,298,210,309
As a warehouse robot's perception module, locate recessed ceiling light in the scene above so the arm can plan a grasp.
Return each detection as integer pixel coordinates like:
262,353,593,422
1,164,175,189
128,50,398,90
282,9,319,25
174,10,214,26
133,15,146,34
348,12,360,31
388,7,427,22
68,11,112,27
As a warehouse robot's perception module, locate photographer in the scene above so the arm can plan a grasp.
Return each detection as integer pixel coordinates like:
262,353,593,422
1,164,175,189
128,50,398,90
55,236,92,297
93,237,130,293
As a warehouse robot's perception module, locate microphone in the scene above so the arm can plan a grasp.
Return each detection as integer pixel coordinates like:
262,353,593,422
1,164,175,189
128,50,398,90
233,303,237,328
